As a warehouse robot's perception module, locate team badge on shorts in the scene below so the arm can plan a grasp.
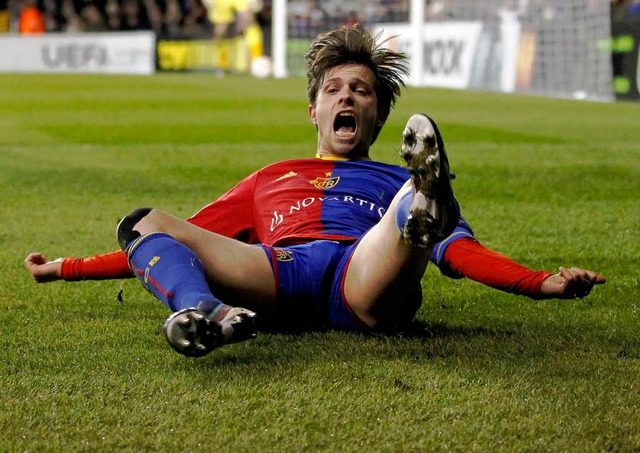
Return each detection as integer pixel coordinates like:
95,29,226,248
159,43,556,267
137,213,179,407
310,172,340,190
275,249,294,262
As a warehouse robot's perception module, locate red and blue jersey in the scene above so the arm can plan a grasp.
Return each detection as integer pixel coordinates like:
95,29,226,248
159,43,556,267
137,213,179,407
61,157,552,299
188,158,411,246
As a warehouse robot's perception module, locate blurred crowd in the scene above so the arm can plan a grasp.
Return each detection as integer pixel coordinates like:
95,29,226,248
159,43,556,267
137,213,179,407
1,0,638,38
287,0,633,38
3,0,260,37
611,0,640,19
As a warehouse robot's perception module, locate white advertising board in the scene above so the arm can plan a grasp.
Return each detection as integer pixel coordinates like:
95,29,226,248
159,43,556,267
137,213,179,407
0,32,156,75
375,22,483,90
422,22,483,89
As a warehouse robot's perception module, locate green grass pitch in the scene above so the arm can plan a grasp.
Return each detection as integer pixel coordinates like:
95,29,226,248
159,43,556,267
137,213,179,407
1,72,639,451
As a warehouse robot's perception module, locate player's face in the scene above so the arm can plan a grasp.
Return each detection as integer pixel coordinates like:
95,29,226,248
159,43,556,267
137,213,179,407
309,63,383,160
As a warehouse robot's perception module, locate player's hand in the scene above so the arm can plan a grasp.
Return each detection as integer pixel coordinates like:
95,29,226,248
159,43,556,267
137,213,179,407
24,253,64,283
540,266,606,299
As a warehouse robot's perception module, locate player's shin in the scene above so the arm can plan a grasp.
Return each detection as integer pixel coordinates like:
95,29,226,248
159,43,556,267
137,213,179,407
125,232,225,315
124,232,257,357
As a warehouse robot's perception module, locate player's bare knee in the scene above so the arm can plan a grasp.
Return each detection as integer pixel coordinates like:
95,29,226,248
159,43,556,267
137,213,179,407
117,207,153,250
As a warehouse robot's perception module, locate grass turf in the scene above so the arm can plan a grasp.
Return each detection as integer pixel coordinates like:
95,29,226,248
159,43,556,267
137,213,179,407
1,73,639,451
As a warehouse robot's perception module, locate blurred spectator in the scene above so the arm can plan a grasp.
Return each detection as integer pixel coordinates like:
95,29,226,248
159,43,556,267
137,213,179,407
384,0,408,22
180,0,209,37
0,0,10,32
289,13,308,37
308,1,324,28
18,0,46,32
198,0,264,72
60,0,82,31
161,0,181,36
141,0,162,32
40,0,62,30
105,0,120,28
242,0,264,60
427,0,446,20
343,10,360,26
80,2,108,30
611,0,624,20
119,0,152,30
628,0,640,15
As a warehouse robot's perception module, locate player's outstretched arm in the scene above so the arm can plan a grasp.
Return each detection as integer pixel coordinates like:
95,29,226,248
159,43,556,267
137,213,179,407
539,266,606,299
442,239,606,300
25,253,64,283
25,250,132,282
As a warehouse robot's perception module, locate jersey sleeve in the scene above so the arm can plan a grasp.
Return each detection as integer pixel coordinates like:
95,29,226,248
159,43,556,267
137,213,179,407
439,238,553,299
429,214,476,277
187,171,259,243
60,250,132,281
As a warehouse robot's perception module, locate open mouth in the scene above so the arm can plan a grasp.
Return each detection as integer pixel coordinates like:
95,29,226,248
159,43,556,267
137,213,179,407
334,112,357,138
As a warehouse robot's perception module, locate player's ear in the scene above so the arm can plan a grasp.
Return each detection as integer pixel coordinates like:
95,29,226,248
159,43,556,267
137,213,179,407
308,104,317,125
371,110,388,145
376,107,389,128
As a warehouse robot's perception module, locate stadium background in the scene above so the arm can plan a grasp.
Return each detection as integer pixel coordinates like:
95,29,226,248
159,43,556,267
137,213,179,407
1,1,640,451
1,0,639,101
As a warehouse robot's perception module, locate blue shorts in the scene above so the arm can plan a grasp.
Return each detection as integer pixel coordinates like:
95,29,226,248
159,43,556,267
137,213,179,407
258,240,370,332
257,219,474,332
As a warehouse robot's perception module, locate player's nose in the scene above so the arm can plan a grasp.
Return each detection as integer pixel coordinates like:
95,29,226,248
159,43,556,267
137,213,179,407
338,88,355,105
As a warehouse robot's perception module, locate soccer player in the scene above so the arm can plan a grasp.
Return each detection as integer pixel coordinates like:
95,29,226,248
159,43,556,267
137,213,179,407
25,24,605,358
201,0,263,74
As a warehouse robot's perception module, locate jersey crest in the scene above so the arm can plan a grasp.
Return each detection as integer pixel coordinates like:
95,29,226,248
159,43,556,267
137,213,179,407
309,172,340,190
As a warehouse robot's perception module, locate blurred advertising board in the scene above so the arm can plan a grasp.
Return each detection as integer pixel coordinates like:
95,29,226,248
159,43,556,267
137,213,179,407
0,31,155,74
156,38,248,73
374,21,520,93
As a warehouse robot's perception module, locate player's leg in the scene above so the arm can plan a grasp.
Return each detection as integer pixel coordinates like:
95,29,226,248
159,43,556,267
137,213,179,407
210,0,235,73
343,114,458,330
117,208,275,356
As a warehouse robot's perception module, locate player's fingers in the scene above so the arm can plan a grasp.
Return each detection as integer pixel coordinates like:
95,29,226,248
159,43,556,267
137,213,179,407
25,252,45,267
593,274,607,284
561,266,595,284
569,267,606,285
563,269,595,299
25,252,39,263
557,267,583,299
558,266,575,284
24,254,44,282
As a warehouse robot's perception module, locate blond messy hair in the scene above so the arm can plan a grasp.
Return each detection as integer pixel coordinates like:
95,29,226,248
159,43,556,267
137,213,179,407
305,24,409,127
